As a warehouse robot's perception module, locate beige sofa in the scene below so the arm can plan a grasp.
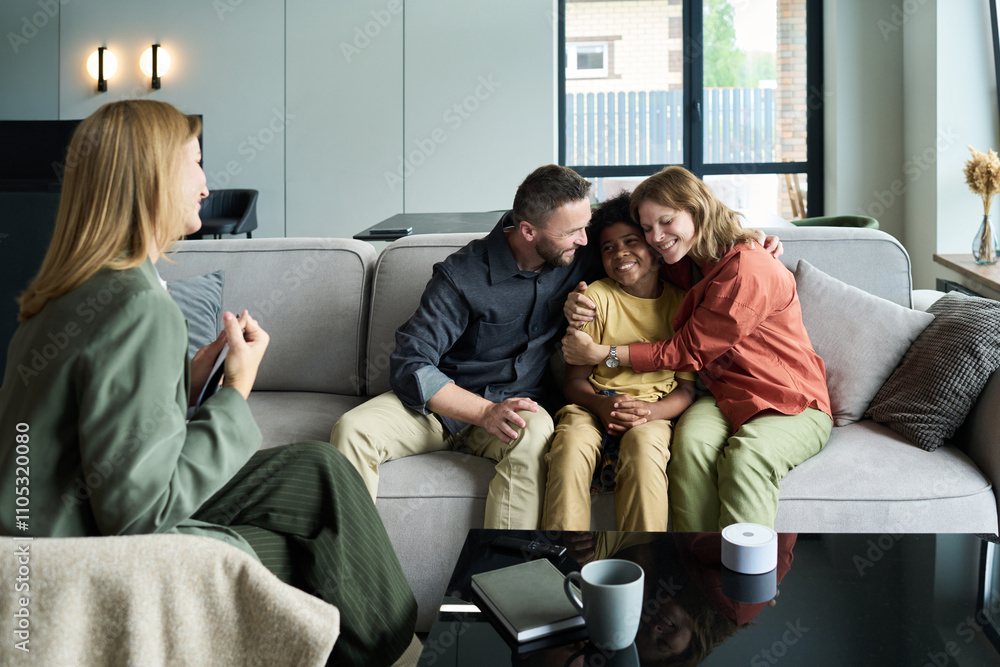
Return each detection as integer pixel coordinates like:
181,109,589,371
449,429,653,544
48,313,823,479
150,226,999,632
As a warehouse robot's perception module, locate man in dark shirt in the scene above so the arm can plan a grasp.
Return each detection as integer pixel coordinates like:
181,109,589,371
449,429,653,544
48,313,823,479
330,164,600,529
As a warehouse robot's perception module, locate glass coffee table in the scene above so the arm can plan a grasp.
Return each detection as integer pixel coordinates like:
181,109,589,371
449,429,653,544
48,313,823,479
417,530,1000,666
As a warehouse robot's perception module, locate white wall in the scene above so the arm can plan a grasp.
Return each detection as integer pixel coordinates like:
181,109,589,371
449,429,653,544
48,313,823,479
901,0,999,290
823,0,906,241
402,0,558,213
902,0,939,291
285,1,403,237
0,1,288,237
932,0,999,280
57,0,287,237
824,0,999,291
0,0,60,119
6,0,996,263
1,0,559,239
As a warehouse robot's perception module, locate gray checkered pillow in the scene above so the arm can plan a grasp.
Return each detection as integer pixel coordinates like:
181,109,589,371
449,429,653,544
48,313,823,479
865,292,1000,451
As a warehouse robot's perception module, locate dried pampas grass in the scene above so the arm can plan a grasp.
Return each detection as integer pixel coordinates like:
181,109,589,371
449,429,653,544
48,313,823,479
964,145,1000,214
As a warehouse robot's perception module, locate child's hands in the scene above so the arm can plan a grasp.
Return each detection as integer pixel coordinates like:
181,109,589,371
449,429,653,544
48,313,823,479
593,395,650,434
606,397,651,435
591,394,620,432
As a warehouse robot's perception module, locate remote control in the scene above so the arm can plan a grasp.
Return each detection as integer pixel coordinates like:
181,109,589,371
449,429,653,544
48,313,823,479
492,536,567,558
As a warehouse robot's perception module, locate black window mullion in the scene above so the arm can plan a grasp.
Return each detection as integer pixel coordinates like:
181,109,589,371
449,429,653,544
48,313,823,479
702,162,808,176
572,164,678,178
806,0,824,216
557,0,567,168
685,0,703,178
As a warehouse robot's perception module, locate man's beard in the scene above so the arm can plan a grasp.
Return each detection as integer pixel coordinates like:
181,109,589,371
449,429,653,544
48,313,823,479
537,235,575,268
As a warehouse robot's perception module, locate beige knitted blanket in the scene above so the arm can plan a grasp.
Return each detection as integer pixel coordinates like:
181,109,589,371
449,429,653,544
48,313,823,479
0,534,339,665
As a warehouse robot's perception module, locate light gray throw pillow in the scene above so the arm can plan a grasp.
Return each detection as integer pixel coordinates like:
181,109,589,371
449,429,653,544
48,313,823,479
793,260,934,426
167,270,225,360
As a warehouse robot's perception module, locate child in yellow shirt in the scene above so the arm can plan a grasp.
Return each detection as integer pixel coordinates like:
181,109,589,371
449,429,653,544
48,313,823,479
542,192,696,531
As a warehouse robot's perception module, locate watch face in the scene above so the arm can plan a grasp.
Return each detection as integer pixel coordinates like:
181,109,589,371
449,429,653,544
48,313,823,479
605,357,620,368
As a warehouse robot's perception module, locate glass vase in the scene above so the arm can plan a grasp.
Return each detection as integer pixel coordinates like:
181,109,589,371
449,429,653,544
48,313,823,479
973,214,999,265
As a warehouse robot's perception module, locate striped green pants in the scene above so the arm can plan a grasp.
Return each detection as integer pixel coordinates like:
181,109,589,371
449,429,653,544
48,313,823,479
193,441,417,667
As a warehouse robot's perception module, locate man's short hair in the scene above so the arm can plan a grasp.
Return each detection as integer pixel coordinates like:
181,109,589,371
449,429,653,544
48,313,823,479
512,165,591,227
587,190,637,243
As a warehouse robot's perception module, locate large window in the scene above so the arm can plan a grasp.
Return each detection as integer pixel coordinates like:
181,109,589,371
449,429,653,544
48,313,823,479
559,0,823,221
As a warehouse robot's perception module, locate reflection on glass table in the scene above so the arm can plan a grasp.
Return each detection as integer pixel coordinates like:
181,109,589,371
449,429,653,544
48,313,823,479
418,530,1000,667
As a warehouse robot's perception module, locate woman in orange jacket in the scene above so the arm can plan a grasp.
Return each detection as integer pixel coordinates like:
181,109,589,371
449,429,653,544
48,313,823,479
562,166,832,531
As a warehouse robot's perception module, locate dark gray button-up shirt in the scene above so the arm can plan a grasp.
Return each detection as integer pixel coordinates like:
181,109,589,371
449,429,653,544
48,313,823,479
389,212,601,434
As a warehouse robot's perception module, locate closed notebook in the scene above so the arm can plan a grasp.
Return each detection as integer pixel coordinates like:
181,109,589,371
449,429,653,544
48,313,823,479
471,558,585,642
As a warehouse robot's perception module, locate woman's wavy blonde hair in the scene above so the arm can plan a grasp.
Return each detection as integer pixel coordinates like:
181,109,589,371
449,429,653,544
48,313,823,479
17,99,200,321
629,166,756,264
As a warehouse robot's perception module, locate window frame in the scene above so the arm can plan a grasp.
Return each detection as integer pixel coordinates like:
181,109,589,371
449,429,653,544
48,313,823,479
558,0,825,216
566,41,610,79
980,540,1000,651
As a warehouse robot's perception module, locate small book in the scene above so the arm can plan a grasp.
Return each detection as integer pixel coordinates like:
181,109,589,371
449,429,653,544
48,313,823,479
471,558,585,643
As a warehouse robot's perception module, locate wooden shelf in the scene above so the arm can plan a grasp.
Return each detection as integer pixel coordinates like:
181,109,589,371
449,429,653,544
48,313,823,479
933,254,1000,294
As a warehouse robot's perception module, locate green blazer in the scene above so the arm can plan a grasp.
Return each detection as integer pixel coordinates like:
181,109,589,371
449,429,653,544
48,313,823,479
0,259,262,556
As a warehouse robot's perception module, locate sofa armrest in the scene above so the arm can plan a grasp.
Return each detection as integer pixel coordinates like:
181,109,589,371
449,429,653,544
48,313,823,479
911,289,945,312
0,535,339,665
961,368,1000,536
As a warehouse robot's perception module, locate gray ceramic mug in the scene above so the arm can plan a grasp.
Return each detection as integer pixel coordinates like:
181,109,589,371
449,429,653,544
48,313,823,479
563,559,644,650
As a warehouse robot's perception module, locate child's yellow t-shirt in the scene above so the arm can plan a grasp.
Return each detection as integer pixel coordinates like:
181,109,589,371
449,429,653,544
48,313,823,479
580,277,696,402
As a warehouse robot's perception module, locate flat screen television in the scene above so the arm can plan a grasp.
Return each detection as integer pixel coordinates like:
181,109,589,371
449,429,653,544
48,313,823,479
0,120,82,192
0,115,201,371
0,115,202,192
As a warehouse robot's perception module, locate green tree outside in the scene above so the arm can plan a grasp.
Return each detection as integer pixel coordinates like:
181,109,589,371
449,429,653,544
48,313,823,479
704,0,776,88
703,0,743,87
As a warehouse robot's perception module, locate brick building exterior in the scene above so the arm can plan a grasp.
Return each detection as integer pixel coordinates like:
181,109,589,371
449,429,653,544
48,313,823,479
566,0,809,217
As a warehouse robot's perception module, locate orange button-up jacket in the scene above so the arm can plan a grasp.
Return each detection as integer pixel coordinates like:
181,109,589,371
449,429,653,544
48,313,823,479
629,244,832,433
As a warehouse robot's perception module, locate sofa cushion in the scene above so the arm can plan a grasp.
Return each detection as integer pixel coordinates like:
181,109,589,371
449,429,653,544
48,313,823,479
166,270,224,360
775,421,996,533
379,450,492,499
159,239,376,394
866,292,1000,451
247,391,367,449
794,260,934,426
367,233,485,396
779,419,992,502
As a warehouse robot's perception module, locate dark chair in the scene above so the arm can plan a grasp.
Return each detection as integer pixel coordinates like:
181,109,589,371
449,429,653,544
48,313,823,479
189,189,258,239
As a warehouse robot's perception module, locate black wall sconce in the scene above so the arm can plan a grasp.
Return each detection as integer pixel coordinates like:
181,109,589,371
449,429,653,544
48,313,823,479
87,46,117,92
140,44,171,89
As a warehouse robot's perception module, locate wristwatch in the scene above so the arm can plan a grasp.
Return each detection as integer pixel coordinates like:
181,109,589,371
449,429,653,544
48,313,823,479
604,345,620,368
